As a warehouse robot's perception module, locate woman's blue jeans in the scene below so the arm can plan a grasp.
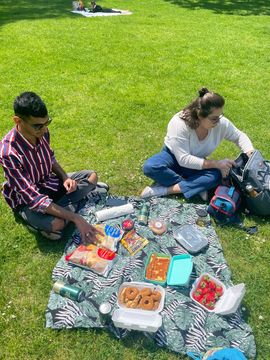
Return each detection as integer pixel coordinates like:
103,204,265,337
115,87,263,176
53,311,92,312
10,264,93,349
143,146,222,199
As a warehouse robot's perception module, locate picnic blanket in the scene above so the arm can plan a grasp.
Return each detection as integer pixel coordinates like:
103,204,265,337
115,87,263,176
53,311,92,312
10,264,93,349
45,194,256,359
71,9,132,17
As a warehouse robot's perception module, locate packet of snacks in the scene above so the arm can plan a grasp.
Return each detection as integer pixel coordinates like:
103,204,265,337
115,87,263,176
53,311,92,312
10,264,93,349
65,244,117,277
120,230,149,256
94,224,124,251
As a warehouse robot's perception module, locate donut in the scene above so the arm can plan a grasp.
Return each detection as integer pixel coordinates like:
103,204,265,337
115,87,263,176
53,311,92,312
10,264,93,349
125,287,139,300
119,287,127,304
127,294,141,308
140,288,152,297
151,290,161,302
140,295,154,310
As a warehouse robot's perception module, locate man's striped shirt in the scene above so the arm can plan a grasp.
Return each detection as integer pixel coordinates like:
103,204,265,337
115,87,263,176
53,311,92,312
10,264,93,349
0,128,60,213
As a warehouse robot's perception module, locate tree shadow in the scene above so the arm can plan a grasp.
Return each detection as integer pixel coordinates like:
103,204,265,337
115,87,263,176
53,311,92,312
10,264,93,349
163,0,270,16
0,0,73,27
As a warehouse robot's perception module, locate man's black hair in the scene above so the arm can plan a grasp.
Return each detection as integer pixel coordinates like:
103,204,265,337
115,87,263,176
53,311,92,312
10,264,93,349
13,92,48,118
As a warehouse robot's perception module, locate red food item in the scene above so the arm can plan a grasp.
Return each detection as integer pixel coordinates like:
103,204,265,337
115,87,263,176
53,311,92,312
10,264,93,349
192,275,224,310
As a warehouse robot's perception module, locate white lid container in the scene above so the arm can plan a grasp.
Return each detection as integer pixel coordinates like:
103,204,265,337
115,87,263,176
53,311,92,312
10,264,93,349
190,273,245,315
112,281,165,332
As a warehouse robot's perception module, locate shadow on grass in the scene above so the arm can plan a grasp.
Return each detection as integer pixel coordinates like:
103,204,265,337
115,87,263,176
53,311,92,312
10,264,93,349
14,212,74,254
163,0,270,16
0,0,73,27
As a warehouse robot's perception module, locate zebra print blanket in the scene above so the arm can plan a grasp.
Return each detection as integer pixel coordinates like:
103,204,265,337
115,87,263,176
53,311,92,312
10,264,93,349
45,195,256,358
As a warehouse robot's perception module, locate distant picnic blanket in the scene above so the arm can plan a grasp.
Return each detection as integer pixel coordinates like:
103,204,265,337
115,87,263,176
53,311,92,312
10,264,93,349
71,9,132,17
45,195,256,358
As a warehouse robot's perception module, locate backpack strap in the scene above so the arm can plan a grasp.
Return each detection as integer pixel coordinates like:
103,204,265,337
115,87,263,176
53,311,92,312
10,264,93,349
228,186,235,198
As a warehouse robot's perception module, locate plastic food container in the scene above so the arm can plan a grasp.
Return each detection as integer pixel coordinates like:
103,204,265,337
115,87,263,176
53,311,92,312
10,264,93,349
112,281,165,332
144,253,171,286
166,254,193,287
173,224,208,254
190,273,246,315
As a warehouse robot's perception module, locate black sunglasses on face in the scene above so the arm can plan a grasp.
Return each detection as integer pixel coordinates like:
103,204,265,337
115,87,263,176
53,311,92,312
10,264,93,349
21,117,52,131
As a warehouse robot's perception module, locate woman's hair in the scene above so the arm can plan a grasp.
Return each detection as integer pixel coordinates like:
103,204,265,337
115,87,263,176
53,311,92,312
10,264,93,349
180,87,225,129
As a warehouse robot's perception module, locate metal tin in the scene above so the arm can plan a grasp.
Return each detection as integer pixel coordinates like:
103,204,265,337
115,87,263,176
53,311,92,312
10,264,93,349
99,302,112,325
196,208,209,227
53,280,85,302
138,203,150,225
122,219,134,231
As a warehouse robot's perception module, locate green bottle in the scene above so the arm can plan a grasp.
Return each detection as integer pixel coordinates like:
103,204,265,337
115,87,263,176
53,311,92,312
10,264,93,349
138,203,150,225
53,280,85,302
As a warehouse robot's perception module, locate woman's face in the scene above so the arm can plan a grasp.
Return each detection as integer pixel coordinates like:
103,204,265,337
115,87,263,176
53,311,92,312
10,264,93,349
198,107,224,130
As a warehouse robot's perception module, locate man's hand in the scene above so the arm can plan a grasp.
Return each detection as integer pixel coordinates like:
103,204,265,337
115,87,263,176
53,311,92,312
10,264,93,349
74,215,103,244
63,178,77,194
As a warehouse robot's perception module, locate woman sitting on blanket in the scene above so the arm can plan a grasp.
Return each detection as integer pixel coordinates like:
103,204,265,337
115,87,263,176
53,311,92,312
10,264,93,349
141,87,254,201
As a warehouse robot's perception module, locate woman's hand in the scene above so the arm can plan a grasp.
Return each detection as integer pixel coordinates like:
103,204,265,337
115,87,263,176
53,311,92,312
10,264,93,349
216,159,236,178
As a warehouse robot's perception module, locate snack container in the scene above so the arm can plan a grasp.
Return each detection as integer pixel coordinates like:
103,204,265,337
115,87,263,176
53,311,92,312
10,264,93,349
190,273,246,315
112,281,165,332
144,253,171,286
173,224,208,254
166,254,193,287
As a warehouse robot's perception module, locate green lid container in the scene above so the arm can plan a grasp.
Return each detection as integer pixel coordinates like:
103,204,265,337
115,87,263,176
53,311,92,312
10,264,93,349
144,252,171,286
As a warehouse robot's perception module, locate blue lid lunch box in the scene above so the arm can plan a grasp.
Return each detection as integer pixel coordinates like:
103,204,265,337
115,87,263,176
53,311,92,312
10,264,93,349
167,254,193,287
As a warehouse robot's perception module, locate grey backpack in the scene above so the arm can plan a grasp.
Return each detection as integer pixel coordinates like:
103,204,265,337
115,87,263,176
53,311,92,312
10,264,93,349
230,150,270,216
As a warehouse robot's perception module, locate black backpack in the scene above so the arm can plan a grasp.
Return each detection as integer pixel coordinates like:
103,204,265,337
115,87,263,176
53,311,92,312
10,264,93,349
230,150,270,216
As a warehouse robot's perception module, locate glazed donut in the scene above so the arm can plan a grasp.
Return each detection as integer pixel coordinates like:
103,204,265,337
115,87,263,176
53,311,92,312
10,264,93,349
140,288,152,297
119,287,127,304
151,290,161,302
127,294,141,308
125,287,139,300
140,295,154,310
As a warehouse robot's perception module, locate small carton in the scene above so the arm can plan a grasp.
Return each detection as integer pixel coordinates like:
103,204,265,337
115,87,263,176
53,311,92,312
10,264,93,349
112,281,165,332
190,273,245,315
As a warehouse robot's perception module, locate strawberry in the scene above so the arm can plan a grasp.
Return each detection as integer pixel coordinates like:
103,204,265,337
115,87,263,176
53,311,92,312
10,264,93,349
195,287,203,295
193,292,202,302
198,280,207,288
206,292,216,302
205,301,215,310
208,280,216,290
215,286,223,297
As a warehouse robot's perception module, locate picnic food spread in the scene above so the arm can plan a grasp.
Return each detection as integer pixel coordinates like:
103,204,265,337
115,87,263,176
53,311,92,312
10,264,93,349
56,199,246,331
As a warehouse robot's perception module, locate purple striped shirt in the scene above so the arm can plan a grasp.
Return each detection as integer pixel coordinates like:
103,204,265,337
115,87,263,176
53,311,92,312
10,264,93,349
0,127,60,213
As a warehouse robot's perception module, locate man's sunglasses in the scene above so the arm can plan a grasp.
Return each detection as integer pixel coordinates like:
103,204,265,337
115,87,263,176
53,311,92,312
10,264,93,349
20,117,52,131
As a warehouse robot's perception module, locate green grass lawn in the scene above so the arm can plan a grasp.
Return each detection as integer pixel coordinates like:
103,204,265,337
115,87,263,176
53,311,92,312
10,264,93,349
0,0,270,359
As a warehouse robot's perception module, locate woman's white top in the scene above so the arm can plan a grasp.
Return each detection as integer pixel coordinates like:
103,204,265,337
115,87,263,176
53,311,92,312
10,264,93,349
164,112,254,170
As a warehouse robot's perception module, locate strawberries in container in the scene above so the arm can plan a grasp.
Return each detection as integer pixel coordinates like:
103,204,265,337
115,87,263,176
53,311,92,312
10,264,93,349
190,273,246,315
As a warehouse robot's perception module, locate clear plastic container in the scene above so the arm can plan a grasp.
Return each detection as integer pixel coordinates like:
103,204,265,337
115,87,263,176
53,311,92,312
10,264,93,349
173,224,208,254
112,282,165,332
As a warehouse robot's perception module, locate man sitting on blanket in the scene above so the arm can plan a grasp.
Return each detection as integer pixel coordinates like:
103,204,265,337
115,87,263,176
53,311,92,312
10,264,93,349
0,91,108,242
